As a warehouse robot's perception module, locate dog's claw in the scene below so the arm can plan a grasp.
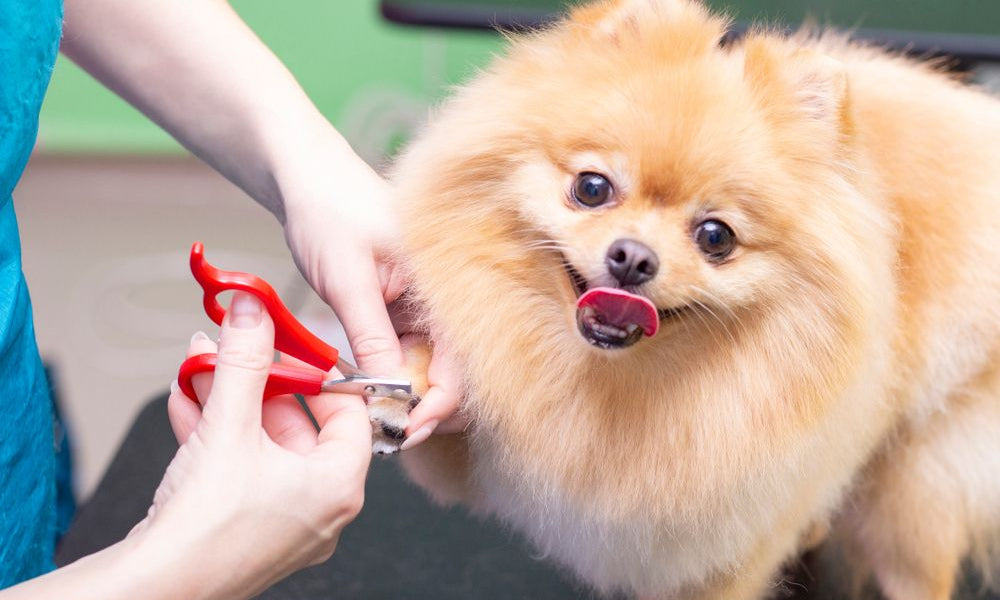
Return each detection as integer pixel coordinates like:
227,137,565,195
368,393,422,454
381,423,407,441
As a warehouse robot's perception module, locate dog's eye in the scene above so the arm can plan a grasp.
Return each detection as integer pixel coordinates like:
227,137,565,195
572,172,614,208
694,220,736,261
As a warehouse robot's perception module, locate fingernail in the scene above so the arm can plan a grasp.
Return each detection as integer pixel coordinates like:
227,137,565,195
190,331,210,344
400,419,438,451
229,292,262,329
169,379,179,394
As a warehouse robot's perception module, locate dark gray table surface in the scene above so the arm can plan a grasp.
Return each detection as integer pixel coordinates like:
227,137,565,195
56,395,995,599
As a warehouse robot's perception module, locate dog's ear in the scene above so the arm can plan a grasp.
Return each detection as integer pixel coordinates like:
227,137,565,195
569,0,725,52
743,37,850,132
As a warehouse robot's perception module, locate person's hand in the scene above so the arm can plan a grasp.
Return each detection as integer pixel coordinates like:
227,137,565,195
274,135,466,444
135,292,372,598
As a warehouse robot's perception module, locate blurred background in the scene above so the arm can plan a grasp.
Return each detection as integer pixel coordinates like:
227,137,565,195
15,0,1000,504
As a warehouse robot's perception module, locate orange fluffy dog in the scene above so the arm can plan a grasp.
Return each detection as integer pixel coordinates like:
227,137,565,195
388,0,1000,597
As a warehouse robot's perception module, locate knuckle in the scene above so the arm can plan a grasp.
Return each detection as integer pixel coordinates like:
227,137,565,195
310,548,336,566
350,335,399,369
269,420,309,446
342,490,365,521
216,339,273,373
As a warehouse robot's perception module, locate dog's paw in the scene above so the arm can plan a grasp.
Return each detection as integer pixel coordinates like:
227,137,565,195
368,389,421,455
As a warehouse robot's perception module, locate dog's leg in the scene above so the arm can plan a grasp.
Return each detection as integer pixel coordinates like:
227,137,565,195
660,523,812,600
368,391,422,455
843,441,964,600
665,555,785,600
843,365,1000,600
367,342,431,455
399,433,473,506
369,337,476,506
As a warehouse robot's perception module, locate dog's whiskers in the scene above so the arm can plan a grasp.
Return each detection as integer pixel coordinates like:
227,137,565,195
688,286,739,347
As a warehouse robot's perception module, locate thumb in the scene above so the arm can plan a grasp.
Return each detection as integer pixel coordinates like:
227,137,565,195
202,292,274,434
309,392,373,488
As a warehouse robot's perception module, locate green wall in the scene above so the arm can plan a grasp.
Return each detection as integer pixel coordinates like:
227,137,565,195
38,0,502,158
39,0,998,156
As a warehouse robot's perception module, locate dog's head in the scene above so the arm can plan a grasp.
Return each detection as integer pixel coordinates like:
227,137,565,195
395,0,891,386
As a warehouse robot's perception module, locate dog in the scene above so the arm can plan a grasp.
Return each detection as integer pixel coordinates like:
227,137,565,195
381,1,1000,597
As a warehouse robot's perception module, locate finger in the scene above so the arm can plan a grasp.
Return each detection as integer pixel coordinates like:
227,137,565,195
308,392,372,469
186,331,218,406
261,394,318,454
273,354,346,451
202,292,275,433
167,380,201,445
187,330,218,356
322,260,405,376
167,331,218,442
403,338,463,445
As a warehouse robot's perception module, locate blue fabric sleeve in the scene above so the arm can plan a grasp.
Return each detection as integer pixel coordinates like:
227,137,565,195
0,0,64,587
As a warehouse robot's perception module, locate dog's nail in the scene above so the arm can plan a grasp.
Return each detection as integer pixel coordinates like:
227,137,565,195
380,423,407,440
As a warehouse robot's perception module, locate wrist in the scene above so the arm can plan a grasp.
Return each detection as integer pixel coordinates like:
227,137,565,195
120,525,237,600
258,111,364,225
131,515,280,600
135,503,331,600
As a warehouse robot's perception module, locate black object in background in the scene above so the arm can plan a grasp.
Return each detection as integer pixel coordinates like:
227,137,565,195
380,0,1000,64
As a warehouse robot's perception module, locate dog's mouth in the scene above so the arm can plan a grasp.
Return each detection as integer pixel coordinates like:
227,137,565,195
564,261,687,350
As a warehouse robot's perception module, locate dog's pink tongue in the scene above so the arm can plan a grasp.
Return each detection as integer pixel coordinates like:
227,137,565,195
576,287,659,337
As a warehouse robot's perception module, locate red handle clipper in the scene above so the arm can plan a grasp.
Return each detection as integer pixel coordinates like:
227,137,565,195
177,243,410,404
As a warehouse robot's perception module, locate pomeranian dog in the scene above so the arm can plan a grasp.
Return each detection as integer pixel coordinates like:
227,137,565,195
387,0,1000,597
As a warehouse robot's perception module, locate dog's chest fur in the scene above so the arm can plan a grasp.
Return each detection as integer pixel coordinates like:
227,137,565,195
471,443,745,595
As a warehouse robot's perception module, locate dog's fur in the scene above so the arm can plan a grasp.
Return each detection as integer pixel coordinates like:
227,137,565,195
388,1,1000,598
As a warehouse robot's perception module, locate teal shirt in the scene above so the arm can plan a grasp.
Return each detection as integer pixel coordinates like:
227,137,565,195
0,0,63,588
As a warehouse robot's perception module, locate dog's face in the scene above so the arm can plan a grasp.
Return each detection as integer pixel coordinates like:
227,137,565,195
505,65,795,351
397,0,887,384
415,3,858,357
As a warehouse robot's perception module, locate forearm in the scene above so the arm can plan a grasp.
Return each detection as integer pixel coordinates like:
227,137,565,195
2,532,215,600
1,521,294,600
60,0,352,221
1,537,136,600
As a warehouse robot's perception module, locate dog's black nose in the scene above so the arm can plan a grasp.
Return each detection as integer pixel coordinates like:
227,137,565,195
606,238,659,286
